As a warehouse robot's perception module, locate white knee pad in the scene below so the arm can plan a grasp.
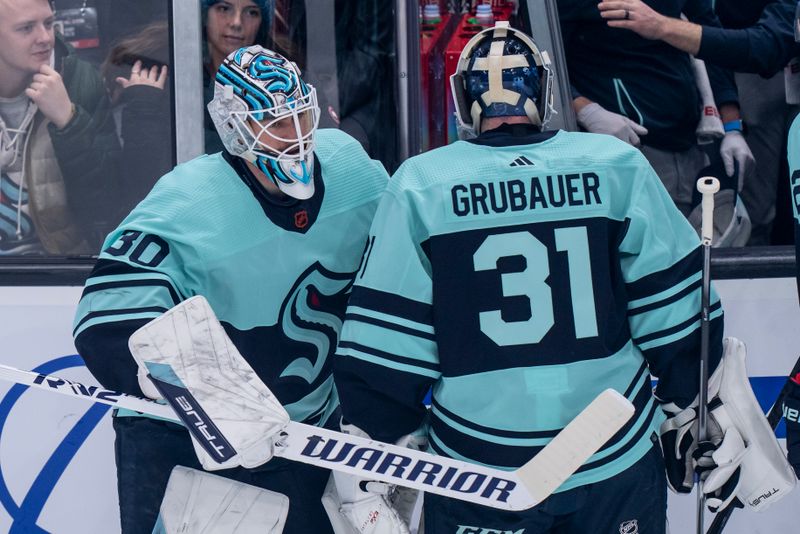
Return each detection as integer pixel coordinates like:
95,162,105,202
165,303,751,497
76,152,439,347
153,466,289,533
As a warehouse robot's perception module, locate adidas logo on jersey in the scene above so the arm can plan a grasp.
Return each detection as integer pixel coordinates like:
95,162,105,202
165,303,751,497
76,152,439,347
509,156,535,167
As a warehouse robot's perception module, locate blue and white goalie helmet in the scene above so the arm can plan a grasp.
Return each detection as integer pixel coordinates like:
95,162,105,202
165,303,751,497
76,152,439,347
208,45,320,199
450,21,554,139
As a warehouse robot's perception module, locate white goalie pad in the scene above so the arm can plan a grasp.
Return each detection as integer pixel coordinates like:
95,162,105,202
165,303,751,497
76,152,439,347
705,337,796,512
153,466,288,534
129,296,290,471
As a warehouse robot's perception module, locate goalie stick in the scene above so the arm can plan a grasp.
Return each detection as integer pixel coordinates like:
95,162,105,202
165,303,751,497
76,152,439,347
0,363,634,511
697,176,720,534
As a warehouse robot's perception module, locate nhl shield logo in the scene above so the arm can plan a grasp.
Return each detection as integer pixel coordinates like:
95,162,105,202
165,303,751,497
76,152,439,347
294,209,309,229
619,519,638,534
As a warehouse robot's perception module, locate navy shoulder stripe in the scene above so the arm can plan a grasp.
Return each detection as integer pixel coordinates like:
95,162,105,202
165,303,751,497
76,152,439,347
337,340,439,372
348,286,433,326
625,247,701,300
344,312,436,341
632,301,721,345
73,306,169,337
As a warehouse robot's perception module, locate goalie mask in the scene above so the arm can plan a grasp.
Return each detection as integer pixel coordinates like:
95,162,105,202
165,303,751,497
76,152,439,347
208,45,320,199
450,21,554,139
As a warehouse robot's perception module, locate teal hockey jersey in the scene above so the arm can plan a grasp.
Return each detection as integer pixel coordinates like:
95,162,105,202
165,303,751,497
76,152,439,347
74,128,388,426
335,125,723,491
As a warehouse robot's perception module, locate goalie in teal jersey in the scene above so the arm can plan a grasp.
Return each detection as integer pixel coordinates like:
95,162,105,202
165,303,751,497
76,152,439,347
332,22,732,534
72,45,387,533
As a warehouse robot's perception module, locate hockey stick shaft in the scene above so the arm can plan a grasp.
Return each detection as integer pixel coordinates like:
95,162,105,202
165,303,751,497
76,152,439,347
696,176,720,534
0,363,634,511
0,363,178,419
706,353,800,534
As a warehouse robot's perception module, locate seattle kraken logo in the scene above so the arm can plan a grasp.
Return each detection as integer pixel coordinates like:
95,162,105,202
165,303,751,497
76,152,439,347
279,262,354,384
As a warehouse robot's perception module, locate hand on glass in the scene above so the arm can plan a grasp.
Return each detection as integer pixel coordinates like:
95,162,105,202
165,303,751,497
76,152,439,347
116,60,169,91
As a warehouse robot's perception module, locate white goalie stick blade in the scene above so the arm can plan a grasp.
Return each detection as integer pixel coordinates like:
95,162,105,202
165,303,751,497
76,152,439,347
0,364,634,511
277,389,634,511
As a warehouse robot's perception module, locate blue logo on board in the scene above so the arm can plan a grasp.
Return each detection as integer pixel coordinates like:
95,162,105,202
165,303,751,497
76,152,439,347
0,355,110,533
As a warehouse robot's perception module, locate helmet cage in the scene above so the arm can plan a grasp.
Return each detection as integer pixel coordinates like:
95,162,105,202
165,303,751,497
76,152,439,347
227,90,320,179
450,21,554,138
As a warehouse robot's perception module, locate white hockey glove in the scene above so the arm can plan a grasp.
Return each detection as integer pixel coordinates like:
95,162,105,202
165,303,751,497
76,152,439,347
694,426,746,513
659,400,700,493
129,296,291,472
719,130,754,190
576,102,648,146
693,338,796,513
322,422,427,534
155,466,289,534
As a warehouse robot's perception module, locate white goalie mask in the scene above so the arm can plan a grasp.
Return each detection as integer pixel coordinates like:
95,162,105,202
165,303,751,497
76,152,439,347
208,45,320,199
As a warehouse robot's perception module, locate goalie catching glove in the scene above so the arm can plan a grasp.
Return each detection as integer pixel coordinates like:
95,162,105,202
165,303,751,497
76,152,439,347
322,421,427,534
129,296,291,471
660,337,796,513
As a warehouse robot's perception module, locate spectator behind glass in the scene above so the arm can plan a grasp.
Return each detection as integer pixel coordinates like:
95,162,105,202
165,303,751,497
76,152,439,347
101,21,171,217
0,0,119,256
202,0,274,154
558,0,753,233
596,0,800,246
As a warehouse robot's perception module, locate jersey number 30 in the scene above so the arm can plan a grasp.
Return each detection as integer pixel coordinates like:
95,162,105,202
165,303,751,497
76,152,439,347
474,227,598,346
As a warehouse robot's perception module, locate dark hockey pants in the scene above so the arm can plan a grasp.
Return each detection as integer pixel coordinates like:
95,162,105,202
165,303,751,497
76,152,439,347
423,439,667,534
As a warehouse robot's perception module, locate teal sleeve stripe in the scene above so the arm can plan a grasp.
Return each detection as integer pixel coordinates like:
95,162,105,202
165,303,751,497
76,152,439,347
431,404,552,447
337,346,441,379
84,271,179,290
628,271,701,311
428,428,514,471
637,307,723,351
339,321,439,365
78,285,176,318
346,305,435,335
73,310,164,338
629,290,703,338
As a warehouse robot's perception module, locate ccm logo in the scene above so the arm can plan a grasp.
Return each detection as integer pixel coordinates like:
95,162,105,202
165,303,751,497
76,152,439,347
456,527,524,534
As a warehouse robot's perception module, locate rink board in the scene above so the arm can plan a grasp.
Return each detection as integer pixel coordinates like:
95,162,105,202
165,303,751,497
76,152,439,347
0,280,798,533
